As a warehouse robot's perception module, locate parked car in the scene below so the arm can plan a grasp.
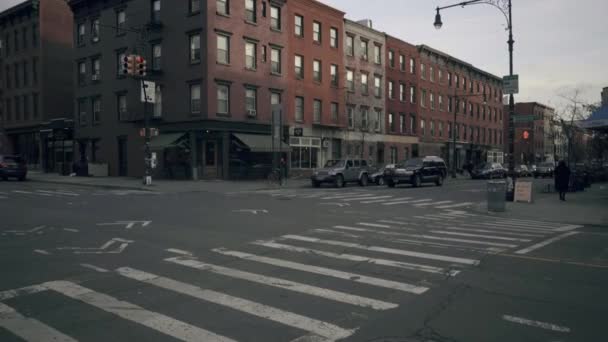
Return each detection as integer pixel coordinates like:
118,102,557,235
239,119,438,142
384,156,447,188
311,159,371,188
0,155,27,181
471,162,507,179
534,162,555,178
369,164,395,185
514,164,531,177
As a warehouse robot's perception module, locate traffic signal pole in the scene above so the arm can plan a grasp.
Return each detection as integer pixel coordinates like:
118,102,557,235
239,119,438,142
142,78,151,185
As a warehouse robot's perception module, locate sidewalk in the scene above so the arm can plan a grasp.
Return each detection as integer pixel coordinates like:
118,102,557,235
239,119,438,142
26,171,311,193
473,182,608,226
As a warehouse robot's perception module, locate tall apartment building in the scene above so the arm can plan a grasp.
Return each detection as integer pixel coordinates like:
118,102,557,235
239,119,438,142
0,0,73,170
285,0,345,171
341,19,386,165
68,0,289,179
416,45,504,168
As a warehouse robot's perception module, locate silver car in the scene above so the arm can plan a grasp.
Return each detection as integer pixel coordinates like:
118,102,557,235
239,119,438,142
311,159,371,188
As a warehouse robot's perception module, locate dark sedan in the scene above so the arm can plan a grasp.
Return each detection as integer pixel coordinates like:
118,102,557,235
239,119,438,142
471,162,507,179
533,162,555,178
0,155,27,181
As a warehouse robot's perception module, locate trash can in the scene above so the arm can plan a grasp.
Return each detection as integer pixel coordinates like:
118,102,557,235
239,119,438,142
487,180,506,212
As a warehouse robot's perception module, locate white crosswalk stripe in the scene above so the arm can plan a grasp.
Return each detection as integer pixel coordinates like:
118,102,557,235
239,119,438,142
399,234,519,248
383,198,432,206
414,200,453,207
361,196,411,204
212,248,430,294
429,230,532,242
435,202,474,209
0,302,78,342
341,195,393,202
43,280,236,342
117,267,356,340
441,226,545,238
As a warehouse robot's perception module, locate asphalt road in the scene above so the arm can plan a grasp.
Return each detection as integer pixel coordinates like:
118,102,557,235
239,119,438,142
1,178,607,342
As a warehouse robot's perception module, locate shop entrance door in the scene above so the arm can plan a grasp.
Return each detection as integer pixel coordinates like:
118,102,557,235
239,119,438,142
203,141,218,178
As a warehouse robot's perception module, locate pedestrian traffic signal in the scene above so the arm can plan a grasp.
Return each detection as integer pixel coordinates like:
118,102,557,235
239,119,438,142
122,55,136,75
522,130,530,140
135,55,147,77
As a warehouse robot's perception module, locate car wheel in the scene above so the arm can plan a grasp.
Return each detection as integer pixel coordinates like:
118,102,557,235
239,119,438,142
335,175,345,188
412,175,421,188
435,176,443,186
312,181,320,188
359,174,368,187
387,180,395,188
377,177,385,186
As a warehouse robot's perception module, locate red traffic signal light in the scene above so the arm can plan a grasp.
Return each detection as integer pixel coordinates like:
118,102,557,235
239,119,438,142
135,55,147,77
522,130,530,140
122,55,136,75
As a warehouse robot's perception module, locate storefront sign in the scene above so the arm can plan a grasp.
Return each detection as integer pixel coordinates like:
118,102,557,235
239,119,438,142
514,181,533,203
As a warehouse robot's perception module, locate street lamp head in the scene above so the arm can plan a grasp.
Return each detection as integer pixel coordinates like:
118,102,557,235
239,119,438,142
434,8,443,30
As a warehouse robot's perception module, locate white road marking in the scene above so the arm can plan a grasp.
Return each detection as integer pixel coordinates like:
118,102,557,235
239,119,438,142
330,225,367,232
361,197,411,204
44,280,236,342
457,222,554,233
279,235,479,265
0,302,78,342
63,228,79,233
442,226,544,238
383,198,432,206
0,284,48,301
414,201,453,207
166,256,398,310
413,216,442,221
379,219,410,225
252,240,459,276
341,195,393,202
402,234,519,248
430,230,532,242
0,196,7,199
117,267,355,340
80,263,109,272
321,193,373,200
357,222,391,228
435,202,474,209
514,232,580,255
478,222,555,232
502,314,571,333
165,248,194,256
37,190,79,196
96,220,152,229
34,249,51,255
554,224,583,232
12,190,34,194
212,248,430,294
491,220,557,230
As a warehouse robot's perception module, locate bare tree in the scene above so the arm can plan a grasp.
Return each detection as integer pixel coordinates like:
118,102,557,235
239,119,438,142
556,88,592,166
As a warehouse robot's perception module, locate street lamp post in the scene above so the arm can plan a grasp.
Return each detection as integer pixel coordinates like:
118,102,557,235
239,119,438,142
434,0,515,195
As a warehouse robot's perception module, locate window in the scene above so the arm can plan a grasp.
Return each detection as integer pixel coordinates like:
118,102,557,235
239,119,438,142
448,72,452,86
346,35,354,56
388,113,395,132
374,109,381,131
448,122,452,138
330,64,338,87
438,69,442,83
151,43,161,70
245,41,256,69
410,115,416,133
388,50,394,68
117,51,126,76
469,102,473,116
430,120,435,136
360,40,368,60
330,28,338,48
22,94,29,120
430,66,434,82
420,63,426,79
410,58,415,74
216,34,229,64
410,86,416,103
5,99,11,121
455,75,459,88
32,93,38,118
188,83,200,114
270,5,280,30
420,119,425,136
78,61,86,85
189,0,201,14
399,83,405,102
290,137,320,169
152,0,161,22
469,80,473,93
22,28,27,50
294,15,303,37
295,96,304,122
216,0,229,15
360,108,369,129
390,147,397,164
91,18,100,42
93,97,101,122
92,57,101,80
270,47,281,74
22,61,28,86
313,59,321,82
14,96,20,121
430,92,435,110
399,55,406,71
14,63,19,88
400,113,405,133
346,69,354,92
439,95,443,111
116,9,126,35
117,93,127,120
439,121,443,137
373,44,381,64
190,33,200,63
245,88,257,114
374,76,381,97
360,73,368,94
313,21,321,43
78,98,87,126
5,66,10,89
215,84,228,114
463,124,467,140
294,55,303,78
245,0,256,23
347,107,354,128
420,89,426,108
313,99,321,123
271,92,281,107
331,102,338,123
32,57,38,85
14,31,19,52
77,23,86,45
32,24,38,47
388,81,394,99
448,97,453,112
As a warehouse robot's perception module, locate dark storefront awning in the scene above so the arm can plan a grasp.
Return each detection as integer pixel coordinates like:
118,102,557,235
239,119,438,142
233,133,291,153
150,133,187,149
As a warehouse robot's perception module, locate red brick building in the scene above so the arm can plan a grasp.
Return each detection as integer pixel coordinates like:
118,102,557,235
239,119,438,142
509,102,555,164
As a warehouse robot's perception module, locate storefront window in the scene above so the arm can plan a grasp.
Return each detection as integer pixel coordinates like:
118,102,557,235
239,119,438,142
290,137,320,169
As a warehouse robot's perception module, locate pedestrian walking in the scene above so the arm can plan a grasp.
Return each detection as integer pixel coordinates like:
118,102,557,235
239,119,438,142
554,160,571,201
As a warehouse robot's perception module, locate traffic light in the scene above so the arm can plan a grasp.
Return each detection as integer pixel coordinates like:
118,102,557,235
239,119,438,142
122,55,136,75
522,130,530,140
135,55,147,77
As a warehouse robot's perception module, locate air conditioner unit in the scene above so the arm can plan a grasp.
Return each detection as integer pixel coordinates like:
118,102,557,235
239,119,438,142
247,109,257,117
92,36,99,43
92,74,100,81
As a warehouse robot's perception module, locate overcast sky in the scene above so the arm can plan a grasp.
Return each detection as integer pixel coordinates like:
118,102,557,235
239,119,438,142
2,0,606,112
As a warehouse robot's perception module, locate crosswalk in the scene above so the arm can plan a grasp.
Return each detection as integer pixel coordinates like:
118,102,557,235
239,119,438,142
0,213,581,341
234,188,477,210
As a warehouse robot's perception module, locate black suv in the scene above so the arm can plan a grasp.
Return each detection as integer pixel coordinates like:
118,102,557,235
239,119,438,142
384,156,447,188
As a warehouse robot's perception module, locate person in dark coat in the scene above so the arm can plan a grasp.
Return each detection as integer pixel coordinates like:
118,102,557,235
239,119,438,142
554,160,571,201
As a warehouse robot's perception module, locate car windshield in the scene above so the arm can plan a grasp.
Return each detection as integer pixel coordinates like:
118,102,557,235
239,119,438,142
324,160,345,168
402,158,423,167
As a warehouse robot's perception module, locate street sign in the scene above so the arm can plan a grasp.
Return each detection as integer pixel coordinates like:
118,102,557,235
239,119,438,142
141,80,156,103
512,114,536,123
503,75,519,94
